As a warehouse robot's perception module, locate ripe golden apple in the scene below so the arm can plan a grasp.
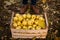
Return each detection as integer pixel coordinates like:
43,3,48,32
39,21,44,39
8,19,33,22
38,21,45,28
18,15,23,21
15,13,20,17
17,22,21,26
23,26,27,30
36,15,40,19
26,13,31,18
28,20,33,26
26,19,29,21
31,19,34,23
22,14,26,19
33,24,36,28
13,23,17,27
35,20,39,25
28,26,32,30
22,20,27,26
16,26,21,29
36,26,41,30
32,15,36,19
39,17,45,21
13,17,18,21
32,27,35,30
20,24,23,27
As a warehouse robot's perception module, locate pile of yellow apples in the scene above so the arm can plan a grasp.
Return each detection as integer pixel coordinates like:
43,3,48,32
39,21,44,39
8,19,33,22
12,13,46,30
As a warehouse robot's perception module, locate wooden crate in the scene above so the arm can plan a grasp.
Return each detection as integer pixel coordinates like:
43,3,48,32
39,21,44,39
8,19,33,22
11,28,48,38
10,12,49,39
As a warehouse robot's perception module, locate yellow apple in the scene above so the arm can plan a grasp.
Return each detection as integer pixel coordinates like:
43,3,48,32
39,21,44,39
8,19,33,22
22,20,27,26
18,16,23,21
36,26,41,30
22,14,26,19
26,13,31,18
33,24,36,28
32,27,35,30
31,19,34,23
36,15,40,19
13,23,17,27
20,24,23,27
23,26,27,30
38,21,45,28
35,20,39,25
16,26,21,29
39,17,45,21
17,22,21,26
15,13,20,17
26,19,29,22
28,20,33,26
32,15,36,19
13,17,18,21
28,26,32,30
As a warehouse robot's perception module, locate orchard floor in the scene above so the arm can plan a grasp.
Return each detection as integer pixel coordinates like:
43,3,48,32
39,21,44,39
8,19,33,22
55,37,60,40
